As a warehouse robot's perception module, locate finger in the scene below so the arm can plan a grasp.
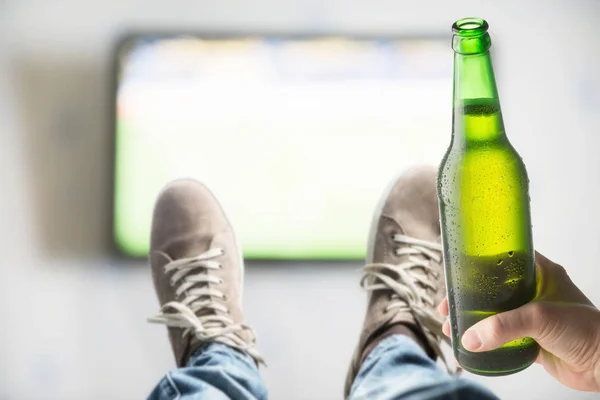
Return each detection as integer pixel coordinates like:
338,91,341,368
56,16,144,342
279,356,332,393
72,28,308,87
437,297,449,316
535,250,595,307
442,319,451,337
534,250,556,300
535,349,545,364
534,250,548,276
461,302,600,360
462,302,548,352
534,250,552,266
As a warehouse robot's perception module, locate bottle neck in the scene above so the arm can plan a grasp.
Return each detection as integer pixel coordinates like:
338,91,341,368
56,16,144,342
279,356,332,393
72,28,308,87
452,34,505,143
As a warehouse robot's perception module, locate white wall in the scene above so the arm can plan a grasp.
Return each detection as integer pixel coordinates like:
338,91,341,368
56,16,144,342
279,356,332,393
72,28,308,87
1,0,599,399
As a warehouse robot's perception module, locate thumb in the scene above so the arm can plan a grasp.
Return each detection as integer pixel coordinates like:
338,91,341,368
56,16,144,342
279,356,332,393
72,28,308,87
461,302,565,353
461,302,600,369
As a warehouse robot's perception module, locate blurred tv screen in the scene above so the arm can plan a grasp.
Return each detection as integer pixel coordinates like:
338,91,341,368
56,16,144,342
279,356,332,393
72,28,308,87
113,35,451,260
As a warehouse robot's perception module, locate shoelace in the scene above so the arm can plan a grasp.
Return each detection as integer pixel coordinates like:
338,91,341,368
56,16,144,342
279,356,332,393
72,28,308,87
361,234,457,373
148,248,265,365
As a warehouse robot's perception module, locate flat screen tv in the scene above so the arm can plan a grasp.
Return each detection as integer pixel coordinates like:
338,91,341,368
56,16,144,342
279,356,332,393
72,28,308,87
112,34,450,260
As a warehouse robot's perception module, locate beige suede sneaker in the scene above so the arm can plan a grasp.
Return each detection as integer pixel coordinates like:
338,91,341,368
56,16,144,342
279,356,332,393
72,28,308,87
147,179,264,367
344,166,451,397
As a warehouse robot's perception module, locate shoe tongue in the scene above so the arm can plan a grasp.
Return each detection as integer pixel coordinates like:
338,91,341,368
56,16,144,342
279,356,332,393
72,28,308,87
394,213,440,245
165,236,222,318
397,253,430,293
392,230,437,296
163,234,213,260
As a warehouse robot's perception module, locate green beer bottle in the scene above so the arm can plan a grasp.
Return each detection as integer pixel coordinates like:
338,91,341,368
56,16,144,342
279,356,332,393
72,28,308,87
437,18,540,375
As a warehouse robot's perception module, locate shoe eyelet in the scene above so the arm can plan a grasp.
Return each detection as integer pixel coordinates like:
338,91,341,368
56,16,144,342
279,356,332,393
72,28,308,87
222,294,228,301
218,264,223,270
218,279,224,285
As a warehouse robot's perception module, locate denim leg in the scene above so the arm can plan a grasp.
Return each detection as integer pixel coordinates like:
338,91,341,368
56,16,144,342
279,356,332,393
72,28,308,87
148,343,267,400
348,335,499,400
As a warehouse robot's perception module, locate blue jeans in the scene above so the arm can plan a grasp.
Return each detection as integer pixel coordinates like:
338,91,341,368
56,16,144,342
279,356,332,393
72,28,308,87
148,335,499,400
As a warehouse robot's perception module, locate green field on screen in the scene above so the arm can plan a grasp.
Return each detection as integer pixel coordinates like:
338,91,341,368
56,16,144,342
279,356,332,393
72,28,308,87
113,36,451,259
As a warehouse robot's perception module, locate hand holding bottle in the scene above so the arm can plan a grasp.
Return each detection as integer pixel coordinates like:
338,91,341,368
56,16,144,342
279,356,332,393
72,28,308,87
438,17,539,374
438,252,600,392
